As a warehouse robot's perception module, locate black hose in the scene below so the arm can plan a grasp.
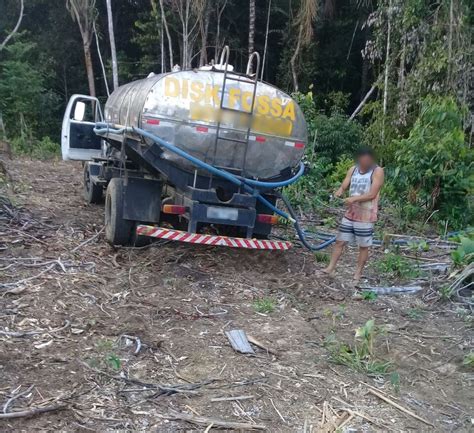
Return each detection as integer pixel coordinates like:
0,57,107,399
278,193,336,251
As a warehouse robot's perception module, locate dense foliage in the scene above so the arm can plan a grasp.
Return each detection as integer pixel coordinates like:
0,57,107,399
0,0,472,230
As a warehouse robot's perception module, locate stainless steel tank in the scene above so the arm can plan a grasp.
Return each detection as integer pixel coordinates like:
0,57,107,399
104,70,307,179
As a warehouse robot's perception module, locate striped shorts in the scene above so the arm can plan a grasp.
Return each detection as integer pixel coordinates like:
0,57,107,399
337,217,374,247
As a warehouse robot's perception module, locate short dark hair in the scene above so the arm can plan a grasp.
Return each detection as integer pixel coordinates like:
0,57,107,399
355,147,375,158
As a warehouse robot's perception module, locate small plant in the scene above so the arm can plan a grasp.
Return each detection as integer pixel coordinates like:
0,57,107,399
390,371,401,393
438,285,452,300
106,354,122,370
253,298,275,314
462,352,474,369
326,319,391,375
376,252,420,279
407,307,425,320
361,290,377,301
451,236,474,267
322,216,337,229
407,240,429,254
314,251,330,264
90,338,122,371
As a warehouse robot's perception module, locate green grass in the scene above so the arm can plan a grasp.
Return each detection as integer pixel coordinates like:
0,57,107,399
463,352,474,369
314,251,330,263
361,290,377,301
407,307,425,320
325,319,392,375
376,252,420,279
253,298,275,314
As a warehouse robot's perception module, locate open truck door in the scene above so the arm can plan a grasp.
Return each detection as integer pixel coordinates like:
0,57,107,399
61,94,103,161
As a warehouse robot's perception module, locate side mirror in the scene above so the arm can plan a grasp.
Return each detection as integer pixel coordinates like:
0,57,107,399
73,101,86,121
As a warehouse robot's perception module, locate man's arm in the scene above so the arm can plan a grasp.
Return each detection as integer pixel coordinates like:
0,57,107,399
345,167,384,204
334,166,356,197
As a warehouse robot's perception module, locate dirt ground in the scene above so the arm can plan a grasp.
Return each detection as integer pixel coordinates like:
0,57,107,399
0,158,472,432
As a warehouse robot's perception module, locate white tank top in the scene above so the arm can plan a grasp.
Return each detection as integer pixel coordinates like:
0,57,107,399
349,166,376,197
345,165,379,222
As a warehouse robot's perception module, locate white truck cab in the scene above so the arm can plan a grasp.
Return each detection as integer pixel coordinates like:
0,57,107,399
61,94,104,161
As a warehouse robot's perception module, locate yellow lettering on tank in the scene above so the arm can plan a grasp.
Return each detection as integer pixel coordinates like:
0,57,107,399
190,81,204,102
228,88,240,108
181,79,189,98
164,77,180,97
256,95,270,115
241,91,253,111
270,97,283,117
204,84,220,105
282,101,295,121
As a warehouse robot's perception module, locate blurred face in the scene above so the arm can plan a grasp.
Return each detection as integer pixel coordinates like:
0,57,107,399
357,154,375,172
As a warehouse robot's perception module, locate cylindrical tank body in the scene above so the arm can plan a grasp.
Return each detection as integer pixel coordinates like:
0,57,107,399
105,70,307,179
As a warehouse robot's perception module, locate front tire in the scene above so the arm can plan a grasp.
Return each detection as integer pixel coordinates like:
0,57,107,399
83,162,103,204
105,178,134,246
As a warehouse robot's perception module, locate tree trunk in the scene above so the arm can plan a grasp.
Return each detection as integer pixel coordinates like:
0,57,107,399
381,0,392,145
199,5,210,66
93,21,110,96
261,0,271,80
248,0,256,72
106,0,119,90
290,24,303,91
0,0,24,51
159,0,174,70
83,40,96,97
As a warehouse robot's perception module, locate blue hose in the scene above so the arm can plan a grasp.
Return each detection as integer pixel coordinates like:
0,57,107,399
94,124,294,221
94,122,338,250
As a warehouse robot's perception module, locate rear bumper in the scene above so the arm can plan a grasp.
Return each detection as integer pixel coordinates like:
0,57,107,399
136,225,292,250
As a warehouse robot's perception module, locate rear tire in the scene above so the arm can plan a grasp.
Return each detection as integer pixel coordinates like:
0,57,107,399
105,178,134,246
83,162,103,204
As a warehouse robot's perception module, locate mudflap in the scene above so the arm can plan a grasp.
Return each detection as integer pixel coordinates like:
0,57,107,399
122,177,162,224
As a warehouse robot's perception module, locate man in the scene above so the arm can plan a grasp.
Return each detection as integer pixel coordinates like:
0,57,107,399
324,148,384,282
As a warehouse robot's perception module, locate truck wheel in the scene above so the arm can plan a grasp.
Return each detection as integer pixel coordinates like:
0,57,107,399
130,222,153,247
83,162,103,204
105,178,134,246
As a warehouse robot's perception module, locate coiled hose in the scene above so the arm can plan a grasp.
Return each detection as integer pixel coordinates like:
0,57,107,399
94,122,335,250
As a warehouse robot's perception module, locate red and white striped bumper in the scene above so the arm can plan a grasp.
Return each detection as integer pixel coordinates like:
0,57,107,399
136,225,292,250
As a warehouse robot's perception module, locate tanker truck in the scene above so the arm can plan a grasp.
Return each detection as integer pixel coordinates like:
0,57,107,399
61,48,309,250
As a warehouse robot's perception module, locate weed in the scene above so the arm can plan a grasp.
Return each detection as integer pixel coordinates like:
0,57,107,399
92,338,122,371
322,216,337,229
462,352,474,369
107,354,122,370
390,371,401,393
253,298,275,314
407,307,425,320
376,252,420,279
361,290,377,301
12,136,60,160
438,285,452,300
326,319,391,375
451,236,474,267
407,240,429,253
314,251,330,264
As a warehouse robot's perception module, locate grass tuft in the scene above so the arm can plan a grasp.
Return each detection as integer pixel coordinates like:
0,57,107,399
253,298,275,314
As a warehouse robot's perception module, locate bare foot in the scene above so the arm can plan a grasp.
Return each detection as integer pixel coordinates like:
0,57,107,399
320,268,335,278
353,273,361,285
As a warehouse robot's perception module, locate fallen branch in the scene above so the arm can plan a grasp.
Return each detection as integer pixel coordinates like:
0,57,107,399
3,385,34,413
0,320,70,338
81,361,212,395
211,395,254,402
0,404,66,419
71,226,105,252
165,411,266,430
247,335,278,356
368,388,434,427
